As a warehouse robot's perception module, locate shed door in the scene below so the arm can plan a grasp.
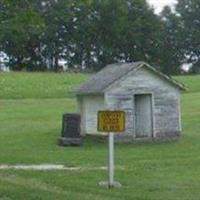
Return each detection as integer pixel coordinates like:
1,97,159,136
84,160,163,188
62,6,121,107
134,94,153,138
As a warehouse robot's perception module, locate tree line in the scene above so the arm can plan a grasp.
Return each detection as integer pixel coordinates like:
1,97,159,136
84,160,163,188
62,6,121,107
0,0,199,74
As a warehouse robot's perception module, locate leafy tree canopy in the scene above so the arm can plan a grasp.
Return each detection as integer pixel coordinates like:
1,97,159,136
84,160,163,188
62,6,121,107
1,0,199,74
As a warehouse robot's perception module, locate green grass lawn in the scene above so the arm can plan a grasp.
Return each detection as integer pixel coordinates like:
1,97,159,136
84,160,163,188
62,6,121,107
0,72,200,200
0,72,88,99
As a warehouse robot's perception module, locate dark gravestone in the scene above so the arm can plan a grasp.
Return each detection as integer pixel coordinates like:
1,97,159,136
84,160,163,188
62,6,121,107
59,113,82,146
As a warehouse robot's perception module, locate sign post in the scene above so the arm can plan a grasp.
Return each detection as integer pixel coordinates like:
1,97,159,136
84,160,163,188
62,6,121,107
108,132,114,187
97,111,125,188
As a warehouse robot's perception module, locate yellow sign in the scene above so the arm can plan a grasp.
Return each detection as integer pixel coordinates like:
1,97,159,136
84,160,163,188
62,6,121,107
97,111,125,133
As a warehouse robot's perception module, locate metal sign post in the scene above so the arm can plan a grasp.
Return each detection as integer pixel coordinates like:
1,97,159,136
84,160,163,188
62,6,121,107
98,111,125,188
108,132,114,187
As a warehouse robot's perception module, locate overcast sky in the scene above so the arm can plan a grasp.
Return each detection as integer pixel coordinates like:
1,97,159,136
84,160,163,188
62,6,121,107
148,0,177,14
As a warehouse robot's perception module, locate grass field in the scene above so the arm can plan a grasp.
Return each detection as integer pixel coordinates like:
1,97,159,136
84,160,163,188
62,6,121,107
0,72,200,200
0,72,88,99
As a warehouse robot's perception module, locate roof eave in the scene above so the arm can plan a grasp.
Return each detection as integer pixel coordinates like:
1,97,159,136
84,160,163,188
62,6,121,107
142,62,186,91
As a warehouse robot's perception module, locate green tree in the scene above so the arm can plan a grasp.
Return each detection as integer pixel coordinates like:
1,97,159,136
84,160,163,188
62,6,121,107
176,0,200,73
1,0,182,73
38,0,75,71
69,0,164,71
0,0,45,70
120,0,162,64
158,6,184,74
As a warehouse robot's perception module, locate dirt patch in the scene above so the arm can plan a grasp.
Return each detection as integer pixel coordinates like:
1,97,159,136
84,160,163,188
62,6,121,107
0,164,125,171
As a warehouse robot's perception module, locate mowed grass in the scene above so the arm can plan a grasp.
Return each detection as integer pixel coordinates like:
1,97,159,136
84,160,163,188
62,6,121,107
0,72,88,99
0,72,200,200
174,75,200,93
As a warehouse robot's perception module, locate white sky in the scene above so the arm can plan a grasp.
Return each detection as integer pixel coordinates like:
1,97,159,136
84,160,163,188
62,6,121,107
147,0,177,14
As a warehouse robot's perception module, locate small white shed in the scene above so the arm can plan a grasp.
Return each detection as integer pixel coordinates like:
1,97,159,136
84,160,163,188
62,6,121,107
76,62,185,142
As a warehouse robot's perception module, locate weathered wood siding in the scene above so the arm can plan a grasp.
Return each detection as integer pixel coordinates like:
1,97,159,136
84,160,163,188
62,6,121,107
78,95,105,135
105,67,181,140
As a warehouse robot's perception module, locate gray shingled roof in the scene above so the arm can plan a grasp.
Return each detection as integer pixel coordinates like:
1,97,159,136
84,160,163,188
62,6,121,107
75,61,185,95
